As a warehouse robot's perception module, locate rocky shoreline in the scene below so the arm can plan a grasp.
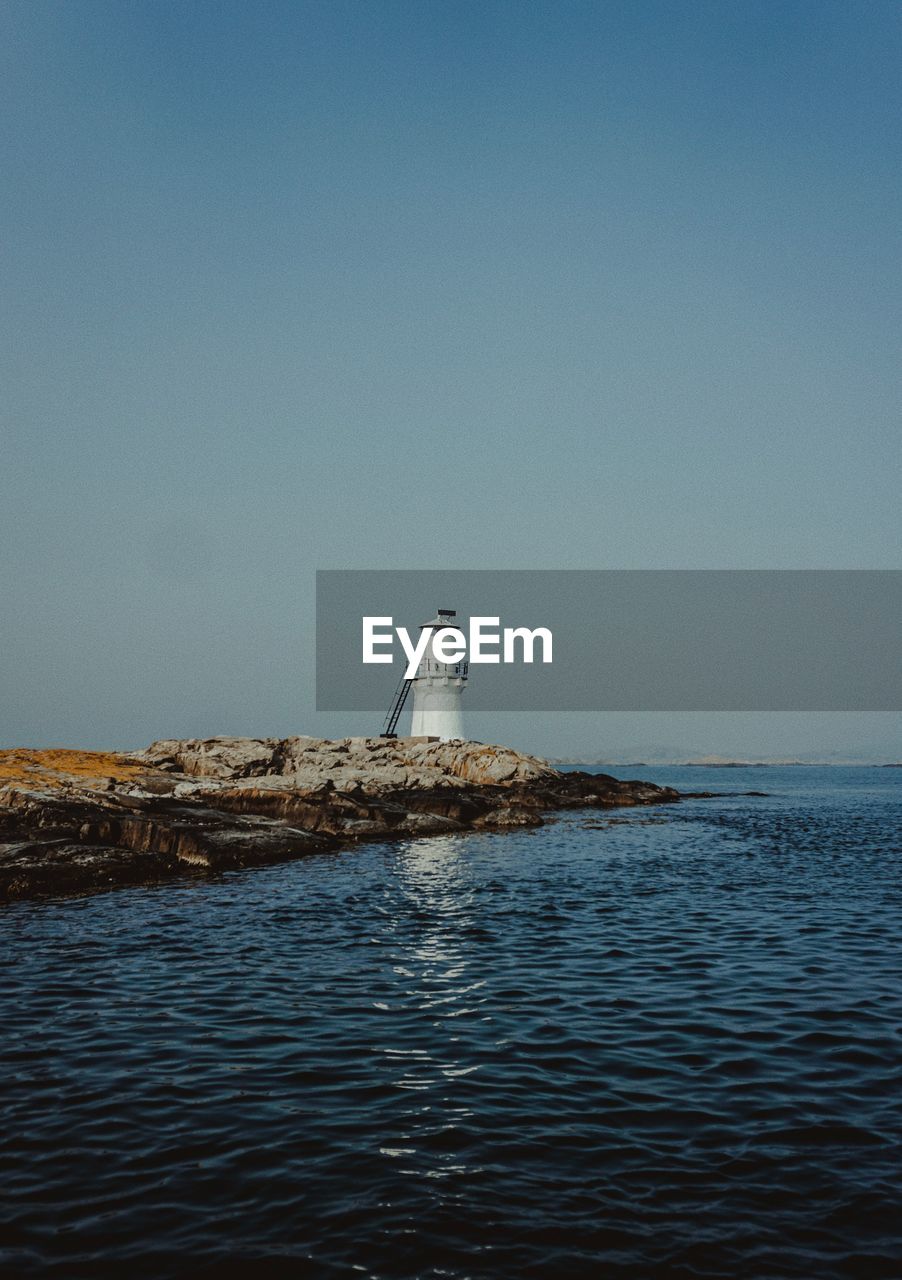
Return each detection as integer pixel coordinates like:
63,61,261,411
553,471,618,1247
0,737,680,902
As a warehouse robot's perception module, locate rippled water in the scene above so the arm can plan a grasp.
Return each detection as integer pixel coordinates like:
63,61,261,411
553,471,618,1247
2,767,900,1278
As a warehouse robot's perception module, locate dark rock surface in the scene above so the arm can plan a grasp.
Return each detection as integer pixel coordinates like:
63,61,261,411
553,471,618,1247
0,739,680,902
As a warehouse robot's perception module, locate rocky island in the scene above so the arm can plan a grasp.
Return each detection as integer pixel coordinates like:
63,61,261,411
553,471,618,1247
0,737,679,902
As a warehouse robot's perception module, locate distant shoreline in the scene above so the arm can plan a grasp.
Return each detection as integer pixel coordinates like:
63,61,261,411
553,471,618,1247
553,760,902,768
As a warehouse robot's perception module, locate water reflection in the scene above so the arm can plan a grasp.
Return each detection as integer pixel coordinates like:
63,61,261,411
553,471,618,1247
395,832,473,915
374,836,485,1176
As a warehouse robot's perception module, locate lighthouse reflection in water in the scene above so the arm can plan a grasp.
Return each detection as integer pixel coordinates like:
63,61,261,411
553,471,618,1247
376,833,486,1175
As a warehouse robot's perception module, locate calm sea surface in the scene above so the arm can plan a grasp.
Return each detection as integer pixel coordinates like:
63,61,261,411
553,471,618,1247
1,766,900,1279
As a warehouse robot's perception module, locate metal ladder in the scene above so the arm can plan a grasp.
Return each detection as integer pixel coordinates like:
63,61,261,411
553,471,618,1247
380,674,414,738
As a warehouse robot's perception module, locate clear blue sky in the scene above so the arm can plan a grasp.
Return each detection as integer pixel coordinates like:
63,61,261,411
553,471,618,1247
2,1,900,757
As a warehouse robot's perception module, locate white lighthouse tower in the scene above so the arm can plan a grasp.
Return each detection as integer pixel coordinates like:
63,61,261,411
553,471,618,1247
410,609,468,740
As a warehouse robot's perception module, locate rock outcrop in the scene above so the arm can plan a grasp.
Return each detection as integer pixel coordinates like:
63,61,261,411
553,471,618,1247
0,738,679,902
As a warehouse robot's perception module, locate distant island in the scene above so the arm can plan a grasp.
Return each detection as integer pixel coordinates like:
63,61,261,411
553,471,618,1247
0,737,679,902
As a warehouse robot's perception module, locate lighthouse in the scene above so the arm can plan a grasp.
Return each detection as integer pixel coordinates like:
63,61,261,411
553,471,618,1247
410,609,468,740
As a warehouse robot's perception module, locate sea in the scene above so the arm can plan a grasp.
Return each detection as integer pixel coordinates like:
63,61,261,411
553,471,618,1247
1,766,900,1279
